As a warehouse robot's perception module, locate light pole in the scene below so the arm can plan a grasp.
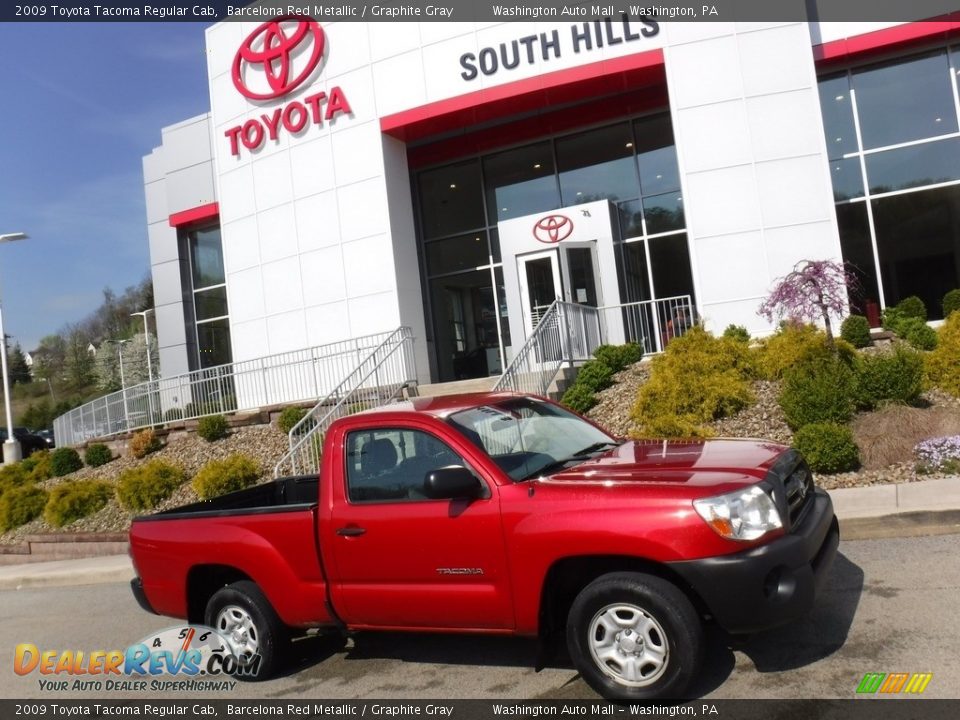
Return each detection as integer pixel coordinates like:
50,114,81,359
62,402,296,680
0,232,28,465
109,339,131,431
130,309,154,382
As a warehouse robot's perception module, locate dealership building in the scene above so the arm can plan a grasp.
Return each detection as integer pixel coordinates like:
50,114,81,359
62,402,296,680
143,16,960,389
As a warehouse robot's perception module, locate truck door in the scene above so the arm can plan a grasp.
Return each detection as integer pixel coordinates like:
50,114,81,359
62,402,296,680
326,424,514,630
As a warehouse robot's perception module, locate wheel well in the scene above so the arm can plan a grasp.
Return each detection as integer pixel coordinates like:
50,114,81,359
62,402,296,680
186,565,253,624
537,556,710,639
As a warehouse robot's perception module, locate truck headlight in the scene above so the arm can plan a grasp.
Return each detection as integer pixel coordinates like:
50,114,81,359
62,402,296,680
693,485,782,541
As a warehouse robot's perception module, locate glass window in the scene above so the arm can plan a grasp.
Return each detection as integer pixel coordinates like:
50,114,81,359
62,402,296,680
649,234,695,300
853,50,957,150
634,114,681,196
484,142,559,223
619,241,651,303
494,266,510,348
835,202,881,317
429,270,500,382
818,74,858,160
557,123,640,205
345,428,466,503
872,184,960,319
618,200,644,239
425,233,490,276
829,157,865,202
642,192,685,235
866,136,960,194
194,286,228,321
418,160,486,240
189,227,225,288
196,318,232,369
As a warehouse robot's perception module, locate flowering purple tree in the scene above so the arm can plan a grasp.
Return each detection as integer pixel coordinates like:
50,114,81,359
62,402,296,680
758,260,857,348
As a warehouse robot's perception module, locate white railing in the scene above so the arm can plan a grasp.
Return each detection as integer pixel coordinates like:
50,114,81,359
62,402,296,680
273,327,417,478
52,330,401,447
493,301,602,396
597,296,695,355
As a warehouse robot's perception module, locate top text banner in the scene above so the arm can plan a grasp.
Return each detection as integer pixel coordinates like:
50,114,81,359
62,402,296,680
5,0,960,23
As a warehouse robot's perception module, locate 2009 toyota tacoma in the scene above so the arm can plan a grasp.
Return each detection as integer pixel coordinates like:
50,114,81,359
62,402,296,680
129,392,839,700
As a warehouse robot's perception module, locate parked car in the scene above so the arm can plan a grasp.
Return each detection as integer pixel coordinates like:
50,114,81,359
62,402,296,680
35,429,55,449
0,427,48,457
129,392,838,700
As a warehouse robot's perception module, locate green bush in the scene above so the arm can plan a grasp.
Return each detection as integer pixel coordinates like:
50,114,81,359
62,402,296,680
927,312,960,396
277,407,308,435
43,481,112,528
856,346,924,409
632,326,754,438
840,315,872,349
0,486,48,531
779,355,858,429
84,444,113,468
592,343,643,373
50,447,83,477
944,289,960,318
163,408,184,422
116,461,186,511
0,464,30,494
572,360,614,394
901,318,938,351
193,454,260,500
722,325,751,343
23,451,53,483
895,295,927,321
793,423,860,474
755,323,855,380
561,384,597,415
197,415,229,442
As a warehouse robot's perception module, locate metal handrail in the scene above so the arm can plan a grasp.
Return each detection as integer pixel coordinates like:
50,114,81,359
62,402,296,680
274,327,417,477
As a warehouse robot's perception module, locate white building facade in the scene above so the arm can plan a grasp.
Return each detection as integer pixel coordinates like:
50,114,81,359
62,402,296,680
144,17,960,386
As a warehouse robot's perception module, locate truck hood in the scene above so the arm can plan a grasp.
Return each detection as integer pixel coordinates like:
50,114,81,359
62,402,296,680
541,438,787,489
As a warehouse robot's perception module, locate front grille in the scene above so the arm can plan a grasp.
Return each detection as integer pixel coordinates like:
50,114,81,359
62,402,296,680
784,463,814,527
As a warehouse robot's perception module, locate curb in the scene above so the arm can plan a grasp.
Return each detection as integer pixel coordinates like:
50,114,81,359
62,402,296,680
0,554,133,591
828,475,960,520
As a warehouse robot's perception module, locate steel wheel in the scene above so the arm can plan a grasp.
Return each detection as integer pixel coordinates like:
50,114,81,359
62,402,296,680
587,603,669,687
216,604,260,664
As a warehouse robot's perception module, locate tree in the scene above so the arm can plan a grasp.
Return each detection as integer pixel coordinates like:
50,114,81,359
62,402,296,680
758,260,858,348
64,325,96,389
8,342,31,385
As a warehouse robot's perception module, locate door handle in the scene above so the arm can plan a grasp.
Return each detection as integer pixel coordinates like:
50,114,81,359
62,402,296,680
336,526,366,537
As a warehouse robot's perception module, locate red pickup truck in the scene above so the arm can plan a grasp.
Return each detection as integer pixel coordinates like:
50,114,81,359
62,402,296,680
129,392,838,700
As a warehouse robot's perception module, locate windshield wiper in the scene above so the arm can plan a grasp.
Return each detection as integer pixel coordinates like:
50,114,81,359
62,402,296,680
571,441,622,457
519,441,622,481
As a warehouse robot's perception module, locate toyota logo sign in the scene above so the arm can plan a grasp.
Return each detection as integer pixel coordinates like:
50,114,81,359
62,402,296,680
232,17,326,101
533,215,574,244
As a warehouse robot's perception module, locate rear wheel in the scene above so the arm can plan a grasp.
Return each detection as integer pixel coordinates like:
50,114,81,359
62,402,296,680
205,580,288,681
566,572,703,701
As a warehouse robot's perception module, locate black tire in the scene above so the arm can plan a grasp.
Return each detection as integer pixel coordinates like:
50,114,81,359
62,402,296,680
205,580,289,681
566,572,703,701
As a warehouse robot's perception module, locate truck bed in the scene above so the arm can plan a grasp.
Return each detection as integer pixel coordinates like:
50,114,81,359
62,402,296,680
135,474,319,521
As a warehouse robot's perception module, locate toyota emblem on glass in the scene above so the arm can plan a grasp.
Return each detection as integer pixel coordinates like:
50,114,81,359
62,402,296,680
232,17,326,101
533,214,574,244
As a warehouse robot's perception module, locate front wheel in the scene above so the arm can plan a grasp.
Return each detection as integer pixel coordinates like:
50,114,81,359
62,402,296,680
566,572,703,701
205,580,288,681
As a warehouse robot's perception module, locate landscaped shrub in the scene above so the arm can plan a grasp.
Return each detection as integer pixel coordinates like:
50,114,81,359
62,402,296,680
927,312,960,396
277,406,308,435
130,429,162,459
197,414,229,442
856,346,924,409
914,435,960,474
116,461,186,511
23,451,53,483
560,383,597,415
840,315,872,349
631,326,754,438
944,289,960,318
593,343,643,373
43,481,112,528
0,486,48,531
193,454,260,500
84,443,113,468
572,360,614,394
900,317,938,351
722,325,751,343
793,423,860,474
755,323,855,380
0,464,29,493
894,295,927,321
163,408,184,422
50,447,83,477
779,355,858,429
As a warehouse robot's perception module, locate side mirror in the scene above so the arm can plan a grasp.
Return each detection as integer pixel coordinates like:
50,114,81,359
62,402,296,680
424,466,484,500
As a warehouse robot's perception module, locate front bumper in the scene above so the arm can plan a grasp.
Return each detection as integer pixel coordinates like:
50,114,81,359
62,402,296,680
668,488,839,634
130,577,158,615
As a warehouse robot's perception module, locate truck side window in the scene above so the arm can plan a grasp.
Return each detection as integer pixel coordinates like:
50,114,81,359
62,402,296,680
345,428,465,503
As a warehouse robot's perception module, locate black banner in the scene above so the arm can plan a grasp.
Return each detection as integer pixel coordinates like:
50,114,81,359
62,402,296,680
2,700,960,719
3,0,960,23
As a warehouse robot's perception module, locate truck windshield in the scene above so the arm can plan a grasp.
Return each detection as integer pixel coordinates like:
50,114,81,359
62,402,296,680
447,397,619,481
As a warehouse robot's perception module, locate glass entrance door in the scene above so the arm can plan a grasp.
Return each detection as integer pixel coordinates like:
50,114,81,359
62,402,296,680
561,244,600,307
517,250,561,337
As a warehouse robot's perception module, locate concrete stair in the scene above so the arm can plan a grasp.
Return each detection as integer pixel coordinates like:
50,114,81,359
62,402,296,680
0,533,128,566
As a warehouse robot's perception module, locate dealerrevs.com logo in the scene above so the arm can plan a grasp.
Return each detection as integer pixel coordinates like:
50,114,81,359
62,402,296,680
14,625,258,692
225,16,353,157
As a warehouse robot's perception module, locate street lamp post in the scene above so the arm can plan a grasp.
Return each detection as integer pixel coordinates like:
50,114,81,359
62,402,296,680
0,232,28,465
130,309,154,382
117,339,131,430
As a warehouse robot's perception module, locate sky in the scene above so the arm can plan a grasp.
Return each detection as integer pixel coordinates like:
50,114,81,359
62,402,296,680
0,21,214,352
